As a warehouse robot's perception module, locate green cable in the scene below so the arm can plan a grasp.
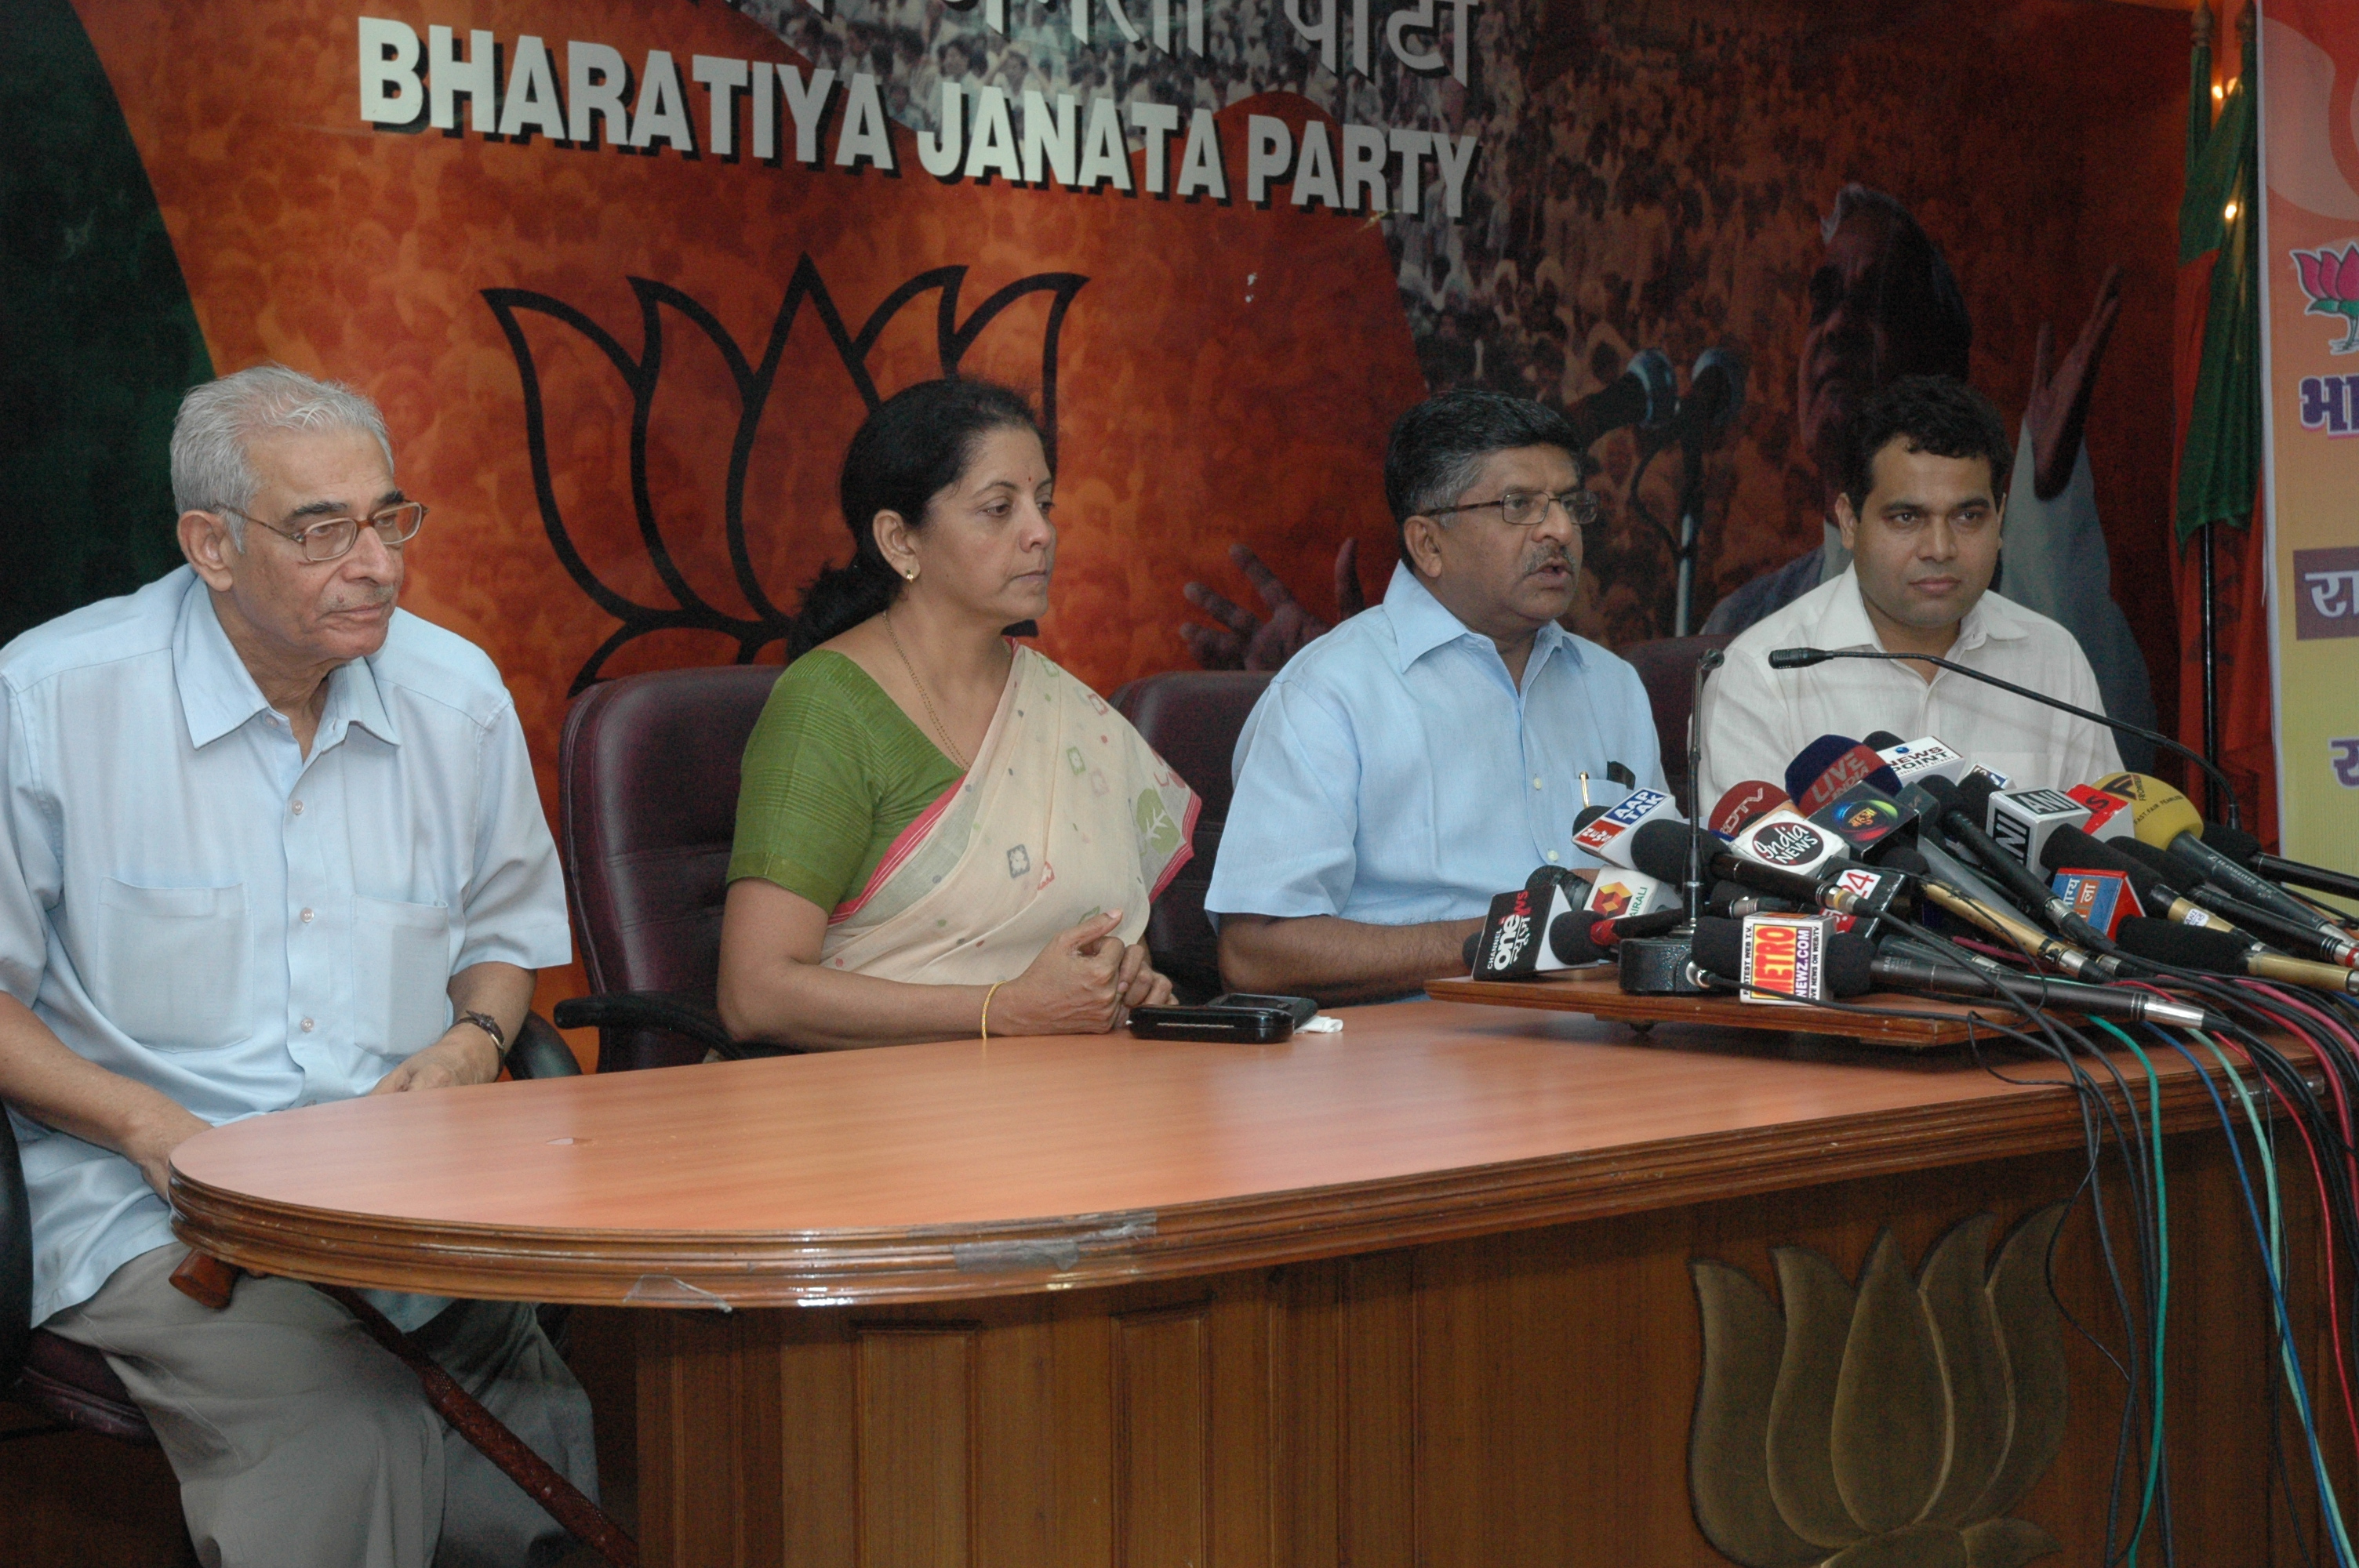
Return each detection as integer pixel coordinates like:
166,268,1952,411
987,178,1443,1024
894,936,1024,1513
2201,1034,2358,1566
2092,1016,2168,1564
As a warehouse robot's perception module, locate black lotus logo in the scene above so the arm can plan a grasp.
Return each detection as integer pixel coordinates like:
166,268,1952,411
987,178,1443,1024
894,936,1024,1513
485,258,1087,692
1689,1207,2068,1567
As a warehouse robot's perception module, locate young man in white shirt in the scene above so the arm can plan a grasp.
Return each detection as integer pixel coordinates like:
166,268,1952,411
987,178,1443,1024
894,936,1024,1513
1696,375,2121,806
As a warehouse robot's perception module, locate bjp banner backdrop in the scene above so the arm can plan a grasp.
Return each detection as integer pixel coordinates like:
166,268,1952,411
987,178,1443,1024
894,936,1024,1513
11,0,2192,1036
2260,0,2359,875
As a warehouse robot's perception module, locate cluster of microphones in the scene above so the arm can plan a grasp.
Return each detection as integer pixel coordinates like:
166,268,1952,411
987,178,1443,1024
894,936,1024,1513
1464,728,2359,1036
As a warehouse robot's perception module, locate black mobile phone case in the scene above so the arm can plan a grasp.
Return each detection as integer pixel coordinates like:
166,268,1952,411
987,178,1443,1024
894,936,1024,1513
1127,1005,1296,1043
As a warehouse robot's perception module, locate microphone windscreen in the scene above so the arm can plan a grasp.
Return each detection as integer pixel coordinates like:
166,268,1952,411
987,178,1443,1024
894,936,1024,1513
2115,915,2252,975
2040,826,2179,909
1956,771,1999,823
2093,772,2205,848
2114,838,2183,883
1783,735,1863,804
1573,804,1610,831
1689,917,1743,978
1877,847,1931,877
2203,820,2263,866
1616,909,1692,942
1462,931,1481,969
1915,773,1963,812
1628,819,1700,885
1708,780,1790,837
1862,731,1905,750
1824,934,1876,997
1547,911,1605,966
1794,744,1903,815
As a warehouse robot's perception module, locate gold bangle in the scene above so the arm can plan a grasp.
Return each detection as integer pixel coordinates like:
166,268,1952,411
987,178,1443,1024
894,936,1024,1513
981,981,1005,1040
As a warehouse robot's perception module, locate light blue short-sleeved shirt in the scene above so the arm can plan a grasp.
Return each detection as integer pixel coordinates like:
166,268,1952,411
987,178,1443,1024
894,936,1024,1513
0,568,570,1326
1205,561,1666,927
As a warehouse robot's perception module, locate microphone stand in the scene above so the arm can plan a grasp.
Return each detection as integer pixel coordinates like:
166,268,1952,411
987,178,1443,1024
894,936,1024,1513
1767,646,2242,829
1619,648,1723,995
1685,648,1724,916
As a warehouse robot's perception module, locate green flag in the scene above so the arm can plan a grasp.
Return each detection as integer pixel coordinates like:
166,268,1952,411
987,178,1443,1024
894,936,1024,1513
2176,13,2260,543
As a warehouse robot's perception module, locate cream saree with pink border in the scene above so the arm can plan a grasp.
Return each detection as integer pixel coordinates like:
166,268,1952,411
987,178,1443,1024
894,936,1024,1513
819,646,1199,984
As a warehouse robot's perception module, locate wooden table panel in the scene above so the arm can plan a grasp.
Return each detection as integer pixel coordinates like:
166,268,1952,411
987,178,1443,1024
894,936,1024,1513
170,1002,2252,1307
162,1000,2333,1564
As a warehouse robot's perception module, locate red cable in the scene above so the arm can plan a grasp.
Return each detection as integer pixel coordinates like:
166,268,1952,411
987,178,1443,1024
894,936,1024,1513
2231,983,2359,1245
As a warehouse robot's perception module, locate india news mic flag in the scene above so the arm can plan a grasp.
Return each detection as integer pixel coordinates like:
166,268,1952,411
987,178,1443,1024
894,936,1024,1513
1570,787,1682,869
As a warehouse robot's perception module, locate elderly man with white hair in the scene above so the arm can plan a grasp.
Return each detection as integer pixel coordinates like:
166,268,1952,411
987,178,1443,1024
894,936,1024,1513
0,364,594,1566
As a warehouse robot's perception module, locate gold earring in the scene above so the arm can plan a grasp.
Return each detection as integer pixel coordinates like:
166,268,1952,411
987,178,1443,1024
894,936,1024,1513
904,566,918,581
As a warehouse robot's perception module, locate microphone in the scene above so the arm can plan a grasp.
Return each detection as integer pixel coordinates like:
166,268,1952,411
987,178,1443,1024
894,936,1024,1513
1806,785,1920,865
1547,906,1689,965
1961,777,2092,871
1784,734,1903,816
1570,787,1685,870
2065,784,2139,842
1565,348,1675,449
1579,866,1679,920
2096,771,2359,946
1872,734,1976,788
2033,826,2243,939
1708,780,1797,837
1629,820,1907,921
1469,866,1589,979
2112,838,2356,966
2115,916,2359,996
1917,775,2113,951
1667,348,1746,447
1687,919,2223,1029
2247,847,2359,907
1765,647,2241,829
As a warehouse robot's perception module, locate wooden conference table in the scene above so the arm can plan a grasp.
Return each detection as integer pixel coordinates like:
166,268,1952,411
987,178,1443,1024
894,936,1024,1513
169,999,2314,1566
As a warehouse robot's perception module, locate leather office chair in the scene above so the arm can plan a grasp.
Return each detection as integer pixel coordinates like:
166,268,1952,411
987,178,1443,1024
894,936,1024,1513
1,1016,577,1446
1616,634,1736,816
1107,671,1272,1003
552,664,783,1070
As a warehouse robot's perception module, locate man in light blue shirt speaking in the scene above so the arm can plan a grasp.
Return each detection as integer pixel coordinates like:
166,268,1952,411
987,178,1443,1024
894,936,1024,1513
0,365,593,1566
1208,390,1664,1004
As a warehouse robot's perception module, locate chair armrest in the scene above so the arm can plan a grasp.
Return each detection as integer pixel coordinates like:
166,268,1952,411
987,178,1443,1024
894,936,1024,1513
506,1011,583,1080
551,992,734,1052
1,1109,31,1387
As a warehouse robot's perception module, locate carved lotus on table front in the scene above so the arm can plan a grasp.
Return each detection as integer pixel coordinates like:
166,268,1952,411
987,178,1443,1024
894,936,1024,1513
1688,1207,2069,1568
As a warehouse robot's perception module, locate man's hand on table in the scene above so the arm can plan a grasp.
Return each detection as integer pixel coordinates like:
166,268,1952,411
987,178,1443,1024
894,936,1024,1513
122,1100,213,1199
369,1025,503,1096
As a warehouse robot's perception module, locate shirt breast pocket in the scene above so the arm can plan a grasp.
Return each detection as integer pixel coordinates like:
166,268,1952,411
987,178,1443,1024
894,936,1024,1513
352,896,453,1060
96,879,251,1051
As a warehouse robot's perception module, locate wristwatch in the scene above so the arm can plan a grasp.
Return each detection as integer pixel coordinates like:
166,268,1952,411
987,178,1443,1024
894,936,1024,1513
458,1009,509,1058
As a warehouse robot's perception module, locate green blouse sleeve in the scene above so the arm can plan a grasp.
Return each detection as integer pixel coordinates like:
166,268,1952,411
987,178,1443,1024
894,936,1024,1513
727,652,963,912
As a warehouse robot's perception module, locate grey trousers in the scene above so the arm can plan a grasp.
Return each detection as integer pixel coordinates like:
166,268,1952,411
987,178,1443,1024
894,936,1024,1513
43,1243,598,1568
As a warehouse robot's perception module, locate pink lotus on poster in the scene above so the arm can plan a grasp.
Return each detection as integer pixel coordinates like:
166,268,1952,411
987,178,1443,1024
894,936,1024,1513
2295,244,2359,353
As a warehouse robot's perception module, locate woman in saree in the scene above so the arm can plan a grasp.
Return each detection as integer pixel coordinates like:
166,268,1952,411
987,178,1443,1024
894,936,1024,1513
716,379,1198,1049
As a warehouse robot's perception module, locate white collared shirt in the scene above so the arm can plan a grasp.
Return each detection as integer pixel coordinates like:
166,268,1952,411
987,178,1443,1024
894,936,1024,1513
1696,566,2122,810
0,568,569,1325
1205,561,1664,928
